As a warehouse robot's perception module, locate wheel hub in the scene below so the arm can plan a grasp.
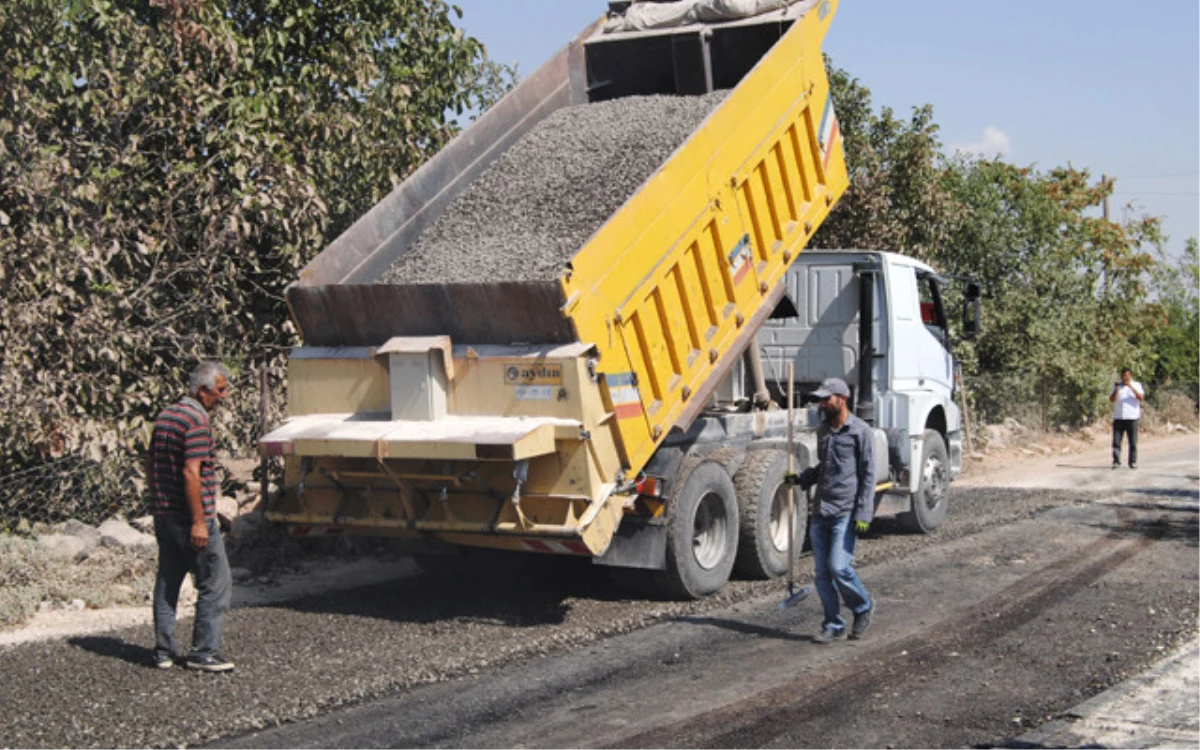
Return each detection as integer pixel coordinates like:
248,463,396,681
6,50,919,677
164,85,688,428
692,491,729,570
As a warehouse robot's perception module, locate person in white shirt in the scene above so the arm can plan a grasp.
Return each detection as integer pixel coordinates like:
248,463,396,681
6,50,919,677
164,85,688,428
1109,368,1145,469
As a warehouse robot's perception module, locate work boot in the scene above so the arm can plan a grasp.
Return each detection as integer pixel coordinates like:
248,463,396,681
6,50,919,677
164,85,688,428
152,651,176,670
186,655,235,673
813,626,845,644
850,603,874,640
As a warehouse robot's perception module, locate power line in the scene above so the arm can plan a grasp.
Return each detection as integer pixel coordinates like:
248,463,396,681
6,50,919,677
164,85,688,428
1114,173,1200,180
1108,189,1200,195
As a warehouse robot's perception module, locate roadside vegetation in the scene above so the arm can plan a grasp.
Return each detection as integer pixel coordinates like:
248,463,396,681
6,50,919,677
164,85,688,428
0,1,1195,532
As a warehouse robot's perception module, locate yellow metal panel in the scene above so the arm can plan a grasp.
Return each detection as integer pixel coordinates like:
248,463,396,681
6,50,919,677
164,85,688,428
562,0,847,476
288,357,389,417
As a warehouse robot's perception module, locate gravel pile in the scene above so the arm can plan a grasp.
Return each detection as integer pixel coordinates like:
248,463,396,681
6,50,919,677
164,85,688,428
381,92,728,285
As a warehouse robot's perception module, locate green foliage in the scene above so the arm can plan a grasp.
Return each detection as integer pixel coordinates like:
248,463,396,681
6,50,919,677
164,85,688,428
0,0,514,476
1145,238,1200,401
818,58,1181,427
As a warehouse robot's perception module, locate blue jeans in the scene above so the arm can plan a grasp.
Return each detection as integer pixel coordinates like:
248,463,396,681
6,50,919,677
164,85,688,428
809,513,872,631
153,515,231,660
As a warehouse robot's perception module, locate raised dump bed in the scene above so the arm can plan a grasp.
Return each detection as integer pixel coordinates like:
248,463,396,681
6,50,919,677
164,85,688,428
266,0,849,563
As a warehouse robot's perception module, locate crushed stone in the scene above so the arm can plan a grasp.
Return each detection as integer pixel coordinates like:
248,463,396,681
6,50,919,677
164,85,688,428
381,92,728,285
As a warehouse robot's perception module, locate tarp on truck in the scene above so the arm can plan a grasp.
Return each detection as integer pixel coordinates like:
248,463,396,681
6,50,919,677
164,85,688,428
604,0,796,33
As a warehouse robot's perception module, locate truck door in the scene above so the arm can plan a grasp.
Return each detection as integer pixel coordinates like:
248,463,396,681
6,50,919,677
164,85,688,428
916,270,953,391
888,262,952,395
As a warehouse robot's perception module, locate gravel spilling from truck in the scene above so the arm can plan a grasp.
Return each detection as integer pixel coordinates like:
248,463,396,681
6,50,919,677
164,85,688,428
380,92,728,285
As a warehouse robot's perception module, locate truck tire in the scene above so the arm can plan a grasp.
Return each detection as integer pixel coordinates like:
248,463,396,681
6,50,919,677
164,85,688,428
656,459,739,599
899,430,949,533
733,450,805,579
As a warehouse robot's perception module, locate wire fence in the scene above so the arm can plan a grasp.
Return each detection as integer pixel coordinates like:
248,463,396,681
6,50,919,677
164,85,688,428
0,454,146,532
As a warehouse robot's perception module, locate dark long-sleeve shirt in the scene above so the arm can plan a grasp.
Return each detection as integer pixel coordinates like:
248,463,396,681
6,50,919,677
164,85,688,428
799,413,875,524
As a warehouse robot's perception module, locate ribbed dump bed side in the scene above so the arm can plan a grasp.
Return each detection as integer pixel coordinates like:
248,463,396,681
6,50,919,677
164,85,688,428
564,0,847,474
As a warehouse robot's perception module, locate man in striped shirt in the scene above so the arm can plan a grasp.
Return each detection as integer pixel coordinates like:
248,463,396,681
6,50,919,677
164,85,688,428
147,361,234,672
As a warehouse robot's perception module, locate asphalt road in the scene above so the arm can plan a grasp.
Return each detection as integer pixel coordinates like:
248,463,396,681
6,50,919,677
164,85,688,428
1,435,1195,748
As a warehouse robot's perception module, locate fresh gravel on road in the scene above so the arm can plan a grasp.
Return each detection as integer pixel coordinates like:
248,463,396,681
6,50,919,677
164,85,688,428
380,92,727,285
0,487,1194,749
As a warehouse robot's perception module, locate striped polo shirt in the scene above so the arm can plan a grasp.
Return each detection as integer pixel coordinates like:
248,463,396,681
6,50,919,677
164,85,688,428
148,396,218,519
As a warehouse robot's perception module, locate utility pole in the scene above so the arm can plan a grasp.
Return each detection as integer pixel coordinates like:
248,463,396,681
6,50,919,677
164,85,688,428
1102,173,1111,297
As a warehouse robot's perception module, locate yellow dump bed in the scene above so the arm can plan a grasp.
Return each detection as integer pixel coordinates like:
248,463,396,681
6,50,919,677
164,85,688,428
285,0,846,475
265,0,847,556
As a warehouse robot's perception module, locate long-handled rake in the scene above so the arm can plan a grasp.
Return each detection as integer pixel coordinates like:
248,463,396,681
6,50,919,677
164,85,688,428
780,362,812,609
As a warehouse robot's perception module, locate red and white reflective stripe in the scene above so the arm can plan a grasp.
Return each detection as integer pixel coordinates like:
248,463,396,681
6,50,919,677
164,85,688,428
521,539,592,556
289,525,344,538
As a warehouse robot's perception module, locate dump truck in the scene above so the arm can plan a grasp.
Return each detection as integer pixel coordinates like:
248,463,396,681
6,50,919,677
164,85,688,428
259,0,980,599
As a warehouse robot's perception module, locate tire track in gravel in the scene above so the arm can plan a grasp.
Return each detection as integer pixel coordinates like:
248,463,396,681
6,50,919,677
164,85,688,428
618,512,1168,749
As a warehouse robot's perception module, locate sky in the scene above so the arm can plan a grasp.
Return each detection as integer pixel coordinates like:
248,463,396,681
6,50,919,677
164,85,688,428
451,0,1199,264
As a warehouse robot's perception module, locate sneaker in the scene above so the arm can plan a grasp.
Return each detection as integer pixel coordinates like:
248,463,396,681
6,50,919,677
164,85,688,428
153,652,175,670
186,655,235,673
1130,464,1137,470
813,626,845,644
1112,463,1120,470
850,604,874,640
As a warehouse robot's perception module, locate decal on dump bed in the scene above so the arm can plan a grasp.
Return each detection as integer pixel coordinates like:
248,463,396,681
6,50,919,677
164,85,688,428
729,234,753,286
819,95,841,171
606,372,644,420
504,364,563,386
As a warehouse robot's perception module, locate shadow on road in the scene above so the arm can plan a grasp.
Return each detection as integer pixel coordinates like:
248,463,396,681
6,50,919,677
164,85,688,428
67,635,155,668
988,739,1108,744
260,557,638,629
674,615,812,643
1085,507,1199,547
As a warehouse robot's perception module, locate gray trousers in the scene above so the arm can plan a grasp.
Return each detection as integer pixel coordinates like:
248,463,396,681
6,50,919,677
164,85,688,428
153,515,231,660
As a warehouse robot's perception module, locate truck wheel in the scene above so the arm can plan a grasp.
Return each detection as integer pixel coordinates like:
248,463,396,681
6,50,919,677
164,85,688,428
657,459,739,600
900,430,949,533
733,450,805,579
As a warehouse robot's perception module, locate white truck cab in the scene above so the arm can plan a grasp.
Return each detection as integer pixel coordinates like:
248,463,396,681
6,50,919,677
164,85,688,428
757,249,981,531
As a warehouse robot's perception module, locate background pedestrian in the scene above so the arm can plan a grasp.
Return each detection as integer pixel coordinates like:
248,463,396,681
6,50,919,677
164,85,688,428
1109,367,1145,469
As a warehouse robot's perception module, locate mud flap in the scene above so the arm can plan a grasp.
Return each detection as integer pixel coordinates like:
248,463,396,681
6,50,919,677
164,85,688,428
592,517,667,570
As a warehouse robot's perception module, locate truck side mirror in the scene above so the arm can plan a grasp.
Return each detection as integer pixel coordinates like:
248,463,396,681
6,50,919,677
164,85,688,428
962,281,982,339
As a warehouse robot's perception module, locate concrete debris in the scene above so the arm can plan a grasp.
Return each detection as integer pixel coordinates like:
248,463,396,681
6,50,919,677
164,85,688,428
382,92,728,285
98,518,155,550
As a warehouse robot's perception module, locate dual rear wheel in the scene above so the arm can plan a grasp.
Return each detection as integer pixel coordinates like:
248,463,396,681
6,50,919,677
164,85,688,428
658,450,806,599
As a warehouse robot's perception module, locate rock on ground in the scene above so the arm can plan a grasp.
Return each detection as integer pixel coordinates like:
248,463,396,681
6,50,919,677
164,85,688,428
63,520,101,552
381,92,728,285
37,534,89,561
97,518,154,551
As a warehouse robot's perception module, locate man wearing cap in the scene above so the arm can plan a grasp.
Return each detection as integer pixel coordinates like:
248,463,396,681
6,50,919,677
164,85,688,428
796,377,875,643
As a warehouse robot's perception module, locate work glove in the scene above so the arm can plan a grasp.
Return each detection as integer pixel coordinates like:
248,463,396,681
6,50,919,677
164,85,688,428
783,472,800,487
855,520,870,535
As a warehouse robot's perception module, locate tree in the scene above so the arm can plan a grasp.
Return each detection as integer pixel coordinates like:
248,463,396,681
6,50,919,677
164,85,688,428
816,58,1167,427
1145,238,1199,400
0,0,514,501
